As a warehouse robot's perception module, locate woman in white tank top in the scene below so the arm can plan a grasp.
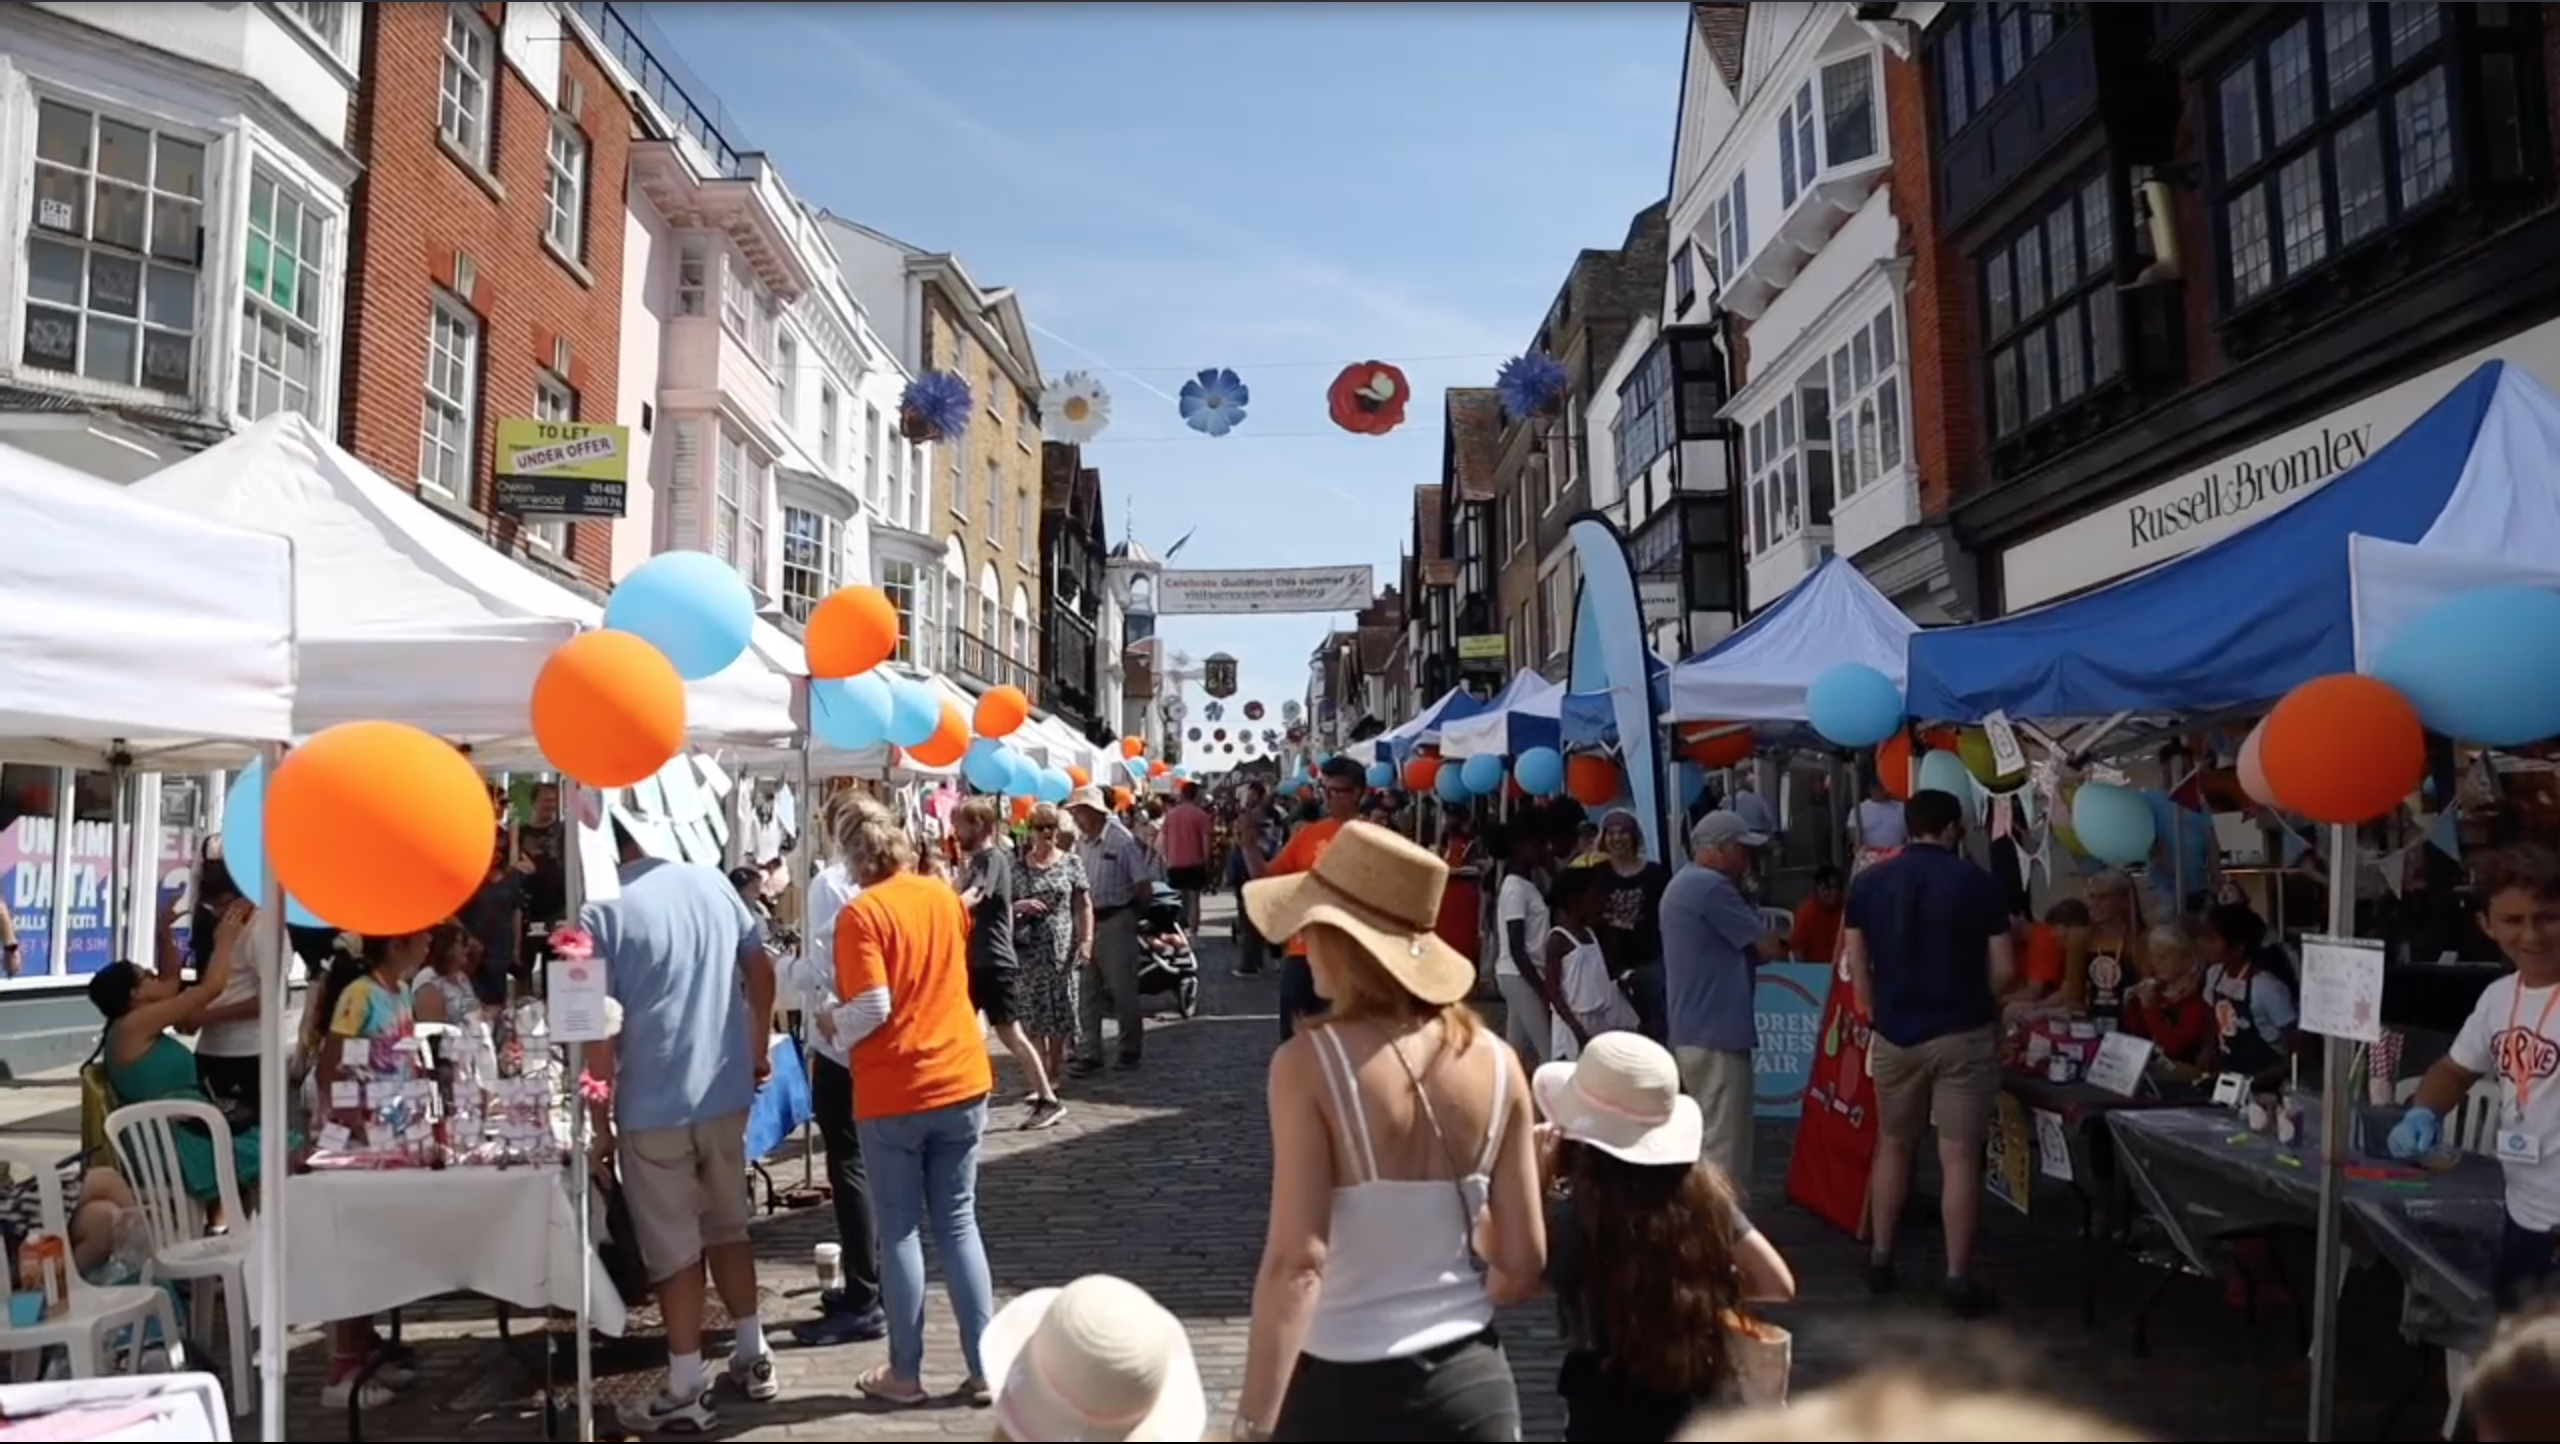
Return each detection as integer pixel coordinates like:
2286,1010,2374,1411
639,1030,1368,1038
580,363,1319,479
1232,822,1545,1443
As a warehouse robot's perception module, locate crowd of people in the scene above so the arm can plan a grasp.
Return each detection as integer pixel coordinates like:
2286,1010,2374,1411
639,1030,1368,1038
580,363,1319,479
16,752,2560,1442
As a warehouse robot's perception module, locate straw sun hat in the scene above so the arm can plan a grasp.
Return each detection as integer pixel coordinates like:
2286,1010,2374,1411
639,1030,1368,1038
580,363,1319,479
1065,784,1112,815
983,1274,1207,1442
1239,819,1475,1006
1533,1030,1704,1167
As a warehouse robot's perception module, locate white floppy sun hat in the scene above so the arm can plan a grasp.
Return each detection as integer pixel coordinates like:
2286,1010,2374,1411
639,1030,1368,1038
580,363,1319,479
1533,1030,1704,1167
984,1274,1208,1442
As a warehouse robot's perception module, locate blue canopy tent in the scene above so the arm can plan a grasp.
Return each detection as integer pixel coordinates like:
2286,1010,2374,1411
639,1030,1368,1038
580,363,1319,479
1369,671,1552,763
1905,361,2511,723
1438,654,1671,759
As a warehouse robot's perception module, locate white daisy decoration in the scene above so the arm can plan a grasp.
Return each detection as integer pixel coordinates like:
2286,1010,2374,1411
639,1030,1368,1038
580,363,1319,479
1042,371,1114,444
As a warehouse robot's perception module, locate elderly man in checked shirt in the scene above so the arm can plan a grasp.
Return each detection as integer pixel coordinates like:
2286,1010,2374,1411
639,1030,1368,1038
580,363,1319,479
1064,785,1159,1075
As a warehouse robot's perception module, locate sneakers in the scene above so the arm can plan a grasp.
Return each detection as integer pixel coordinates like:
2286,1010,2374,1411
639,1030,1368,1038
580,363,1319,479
790,1305,886,1347
723,1350,780,1403
1023,1097,1068,1130
319,1374,399,1410
619,1387,716,1435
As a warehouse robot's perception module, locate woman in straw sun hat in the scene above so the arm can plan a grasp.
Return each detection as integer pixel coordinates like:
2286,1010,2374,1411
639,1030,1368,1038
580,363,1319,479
1517,1031,1797,1441
1231,821,1546,1443
983,1273,1208,1442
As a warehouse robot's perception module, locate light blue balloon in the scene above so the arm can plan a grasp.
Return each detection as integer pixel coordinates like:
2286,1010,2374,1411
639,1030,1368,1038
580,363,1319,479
1915,748,1974,804
963,738,1010,792
1365,760,1396,790
1036,769,1072,804
1513,746,1566,797
809,673,894,751
1807,663,1905,749
219,760,328,929
884,677,941,748
2372,586,2560,747
1000,750,1038,796
602,550,756,681
1460,753,1506,796
2072,782,2157,867
1434,765,1473,804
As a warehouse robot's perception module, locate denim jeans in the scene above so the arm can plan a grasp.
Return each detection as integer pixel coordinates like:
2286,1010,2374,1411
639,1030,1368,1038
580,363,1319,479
856,1095,996,1382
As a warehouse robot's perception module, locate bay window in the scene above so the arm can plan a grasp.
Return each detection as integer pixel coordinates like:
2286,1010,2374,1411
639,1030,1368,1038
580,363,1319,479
1982,175,2120,439
2211,3,2460,311
26,100,205,397
1780,83,1818,206
720,251,751,340
1941,3,2070,137
236,167,332,423
881,558,923,664
715,433,769,584
1829,308,1904,501
779,505,838,622
1611,342,1673,492
1708,176,1750,285
676,241,706,317
1742,365,1835,555
1821,57,1878,167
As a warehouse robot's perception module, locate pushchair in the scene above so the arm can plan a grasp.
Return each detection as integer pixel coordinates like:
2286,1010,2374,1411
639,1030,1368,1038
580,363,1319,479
1136,881,1201,1019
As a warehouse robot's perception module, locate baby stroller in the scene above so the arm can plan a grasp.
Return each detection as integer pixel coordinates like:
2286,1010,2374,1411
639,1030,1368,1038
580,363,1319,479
1136,881,1201,1019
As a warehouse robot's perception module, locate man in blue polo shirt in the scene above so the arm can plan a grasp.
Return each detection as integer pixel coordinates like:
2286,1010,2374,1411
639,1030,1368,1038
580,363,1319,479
1840,787,2015,1319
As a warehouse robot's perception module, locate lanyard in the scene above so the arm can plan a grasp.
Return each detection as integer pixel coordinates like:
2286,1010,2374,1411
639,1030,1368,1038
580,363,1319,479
2506,982,2560,1111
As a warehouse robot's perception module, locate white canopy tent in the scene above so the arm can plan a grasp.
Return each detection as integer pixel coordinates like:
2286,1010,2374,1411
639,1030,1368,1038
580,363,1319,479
1666,555,1918,722
0,442,296,764
126,413,798,768
1437,674,1564,759
2350,362,2560,666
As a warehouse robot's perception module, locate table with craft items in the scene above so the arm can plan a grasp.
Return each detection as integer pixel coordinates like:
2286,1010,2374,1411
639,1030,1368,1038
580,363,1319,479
1994,1071,2209,1337
2107,1107,2505,1353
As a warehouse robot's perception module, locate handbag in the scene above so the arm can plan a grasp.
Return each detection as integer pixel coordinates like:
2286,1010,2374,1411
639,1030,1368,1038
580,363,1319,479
1726,1312,1793,1409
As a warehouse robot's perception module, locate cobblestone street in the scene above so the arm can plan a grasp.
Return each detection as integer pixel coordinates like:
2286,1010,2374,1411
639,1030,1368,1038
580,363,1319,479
272,893,2444,1440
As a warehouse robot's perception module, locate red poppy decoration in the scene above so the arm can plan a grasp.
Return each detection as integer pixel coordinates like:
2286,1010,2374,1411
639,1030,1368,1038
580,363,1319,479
1327,361,1411,437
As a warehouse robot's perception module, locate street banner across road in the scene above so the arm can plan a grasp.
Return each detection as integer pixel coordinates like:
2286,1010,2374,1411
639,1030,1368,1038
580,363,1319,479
1156,566,1374,615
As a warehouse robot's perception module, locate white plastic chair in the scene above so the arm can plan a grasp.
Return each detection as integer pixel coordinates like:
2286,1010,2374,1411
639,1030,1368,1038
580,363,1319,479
0,1160,182,1380
105,1102,252,1403
1760,906,1796,940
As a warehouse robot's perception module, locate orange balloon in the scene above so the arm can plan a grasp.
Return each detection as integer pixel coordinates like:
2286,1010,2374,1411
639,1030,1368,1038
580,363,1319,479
805,586,900,680
267,721,494,936
1109,786,1132,811
2258,674,2427,825
1565,754,1620,808
532,631,687,788
1066,765,1090,788
1678,722,1753,769
1920,727,1962,753
1009,795,1036,824
1148,758,1171,778
1403,756,1440,793
974,684,1030,739
906,701,971,768
1120,736,1144,759
1875,731,1915,800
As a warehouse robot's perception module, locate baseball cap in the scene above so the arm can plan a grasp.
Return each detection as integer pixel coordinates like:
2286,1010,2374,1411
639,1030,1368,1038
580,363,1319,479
1689,810,1770,852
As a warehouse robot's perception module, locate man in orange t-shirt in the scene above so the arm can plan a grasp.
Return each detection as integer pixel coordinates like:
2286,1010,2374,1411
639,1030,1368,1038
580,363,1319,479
1245,755,1368,1041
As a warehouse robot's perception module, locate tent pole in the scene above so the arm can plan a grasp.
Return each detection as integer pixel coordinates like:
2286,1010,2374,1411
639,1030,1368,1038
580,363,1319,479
252,741,288,1443
2307,824,2357,1442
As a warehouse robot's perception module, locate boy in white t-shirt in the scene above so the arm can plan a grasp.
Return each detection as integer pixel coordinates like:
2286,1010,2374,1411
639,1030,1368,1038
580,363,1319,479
1494,827,1554,1064
2390,845,2560,1308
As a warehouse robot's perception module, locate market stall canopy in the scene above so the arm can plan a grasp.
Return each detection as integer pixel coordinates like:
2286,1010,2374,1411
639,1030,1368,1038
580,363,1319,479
1368,685,1470,763
2350,365,2560,666
1557,653,1671,749
1905,361,2516,723
128,413,797,765
1667,555,1917,723
0,441,295,766
1438,674,1564,759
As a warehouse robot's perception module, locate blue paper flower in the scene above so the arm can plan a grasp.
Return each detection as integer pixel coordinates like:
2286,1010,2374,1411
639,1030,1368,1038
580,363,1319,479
1495,351,1569,421
1179,367,1250,438
898,370,975,442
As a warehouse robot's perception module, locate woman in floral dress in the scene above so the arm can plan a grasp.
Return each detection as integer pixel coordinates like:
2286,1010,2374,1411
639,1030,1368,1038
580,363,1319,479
1011,804,1093,1090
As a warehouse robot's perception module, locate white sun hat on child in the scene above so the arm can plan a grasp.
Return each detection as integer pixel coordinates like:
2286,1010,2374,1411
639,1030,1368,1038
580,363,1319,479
983,1273,1208,1442
1532,1030,1704,1167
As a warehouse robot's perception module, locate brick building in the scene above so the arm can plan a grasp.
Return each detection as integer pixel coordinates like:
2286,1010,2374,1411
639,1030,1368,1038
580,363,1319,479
338,2,634,591
1911,0,2560,614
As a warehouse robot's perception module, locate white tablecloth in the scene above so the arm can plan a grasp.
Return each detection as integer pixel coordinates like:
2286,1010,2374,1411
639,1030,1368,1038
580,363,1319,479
268,1169,626,1334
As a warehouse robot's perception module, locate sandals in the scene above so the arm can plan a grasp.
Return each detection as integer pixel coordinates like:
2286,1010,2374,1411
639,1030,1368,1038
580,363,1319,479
856,1367,930,1408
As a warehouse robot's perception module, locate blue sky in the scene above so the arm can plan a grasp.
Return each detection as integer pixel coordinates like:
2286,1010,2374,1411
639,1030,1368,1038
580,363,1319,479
650,2,1686,754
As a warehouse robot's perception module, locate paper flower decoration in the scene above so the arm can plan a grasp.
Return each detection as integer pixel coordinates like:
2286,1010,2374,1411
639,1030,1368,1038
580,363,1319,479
1042,371,1113,444
1495,351,1569,421
898,369,975,442
1178,367,1250,438
547,925,594,960
1327,361,1411,436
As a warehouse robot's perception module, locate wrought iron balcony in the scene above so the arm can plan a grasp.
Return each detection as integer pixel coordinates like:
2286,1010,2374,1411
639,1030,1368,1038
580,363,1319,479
948,628,1039,701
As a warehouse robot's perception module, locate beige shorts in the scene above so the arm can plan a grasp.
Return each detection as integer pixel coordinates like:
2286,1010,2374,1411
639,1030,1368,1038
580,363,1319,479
619,1112,753,1282
1870,1026,1999,1147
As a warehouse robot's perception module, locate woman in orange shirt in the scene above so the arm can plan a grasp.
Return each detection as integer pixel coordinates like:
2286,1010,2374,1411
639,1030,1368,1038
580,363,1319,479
828,799,999,1409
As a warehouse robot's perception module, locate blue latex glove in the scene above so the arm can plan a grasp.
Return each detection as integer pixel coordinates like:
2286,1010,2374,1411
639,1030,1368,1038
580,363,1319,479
2388,1106,2441,1160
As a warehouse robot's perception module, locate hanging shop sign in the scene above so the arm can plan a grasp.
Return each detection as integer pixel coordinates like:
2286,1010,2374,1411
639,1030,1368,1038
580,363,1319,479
1202,653,1239,698
492,419,633,518
1457,634,1508,662
1999,317,2560,609
1157,566,1375,616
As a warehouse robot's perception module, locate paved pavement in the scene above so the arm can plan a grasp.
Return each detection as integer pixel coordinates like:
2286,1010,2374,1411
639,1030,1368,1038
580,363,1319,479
194,892,2442,1439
